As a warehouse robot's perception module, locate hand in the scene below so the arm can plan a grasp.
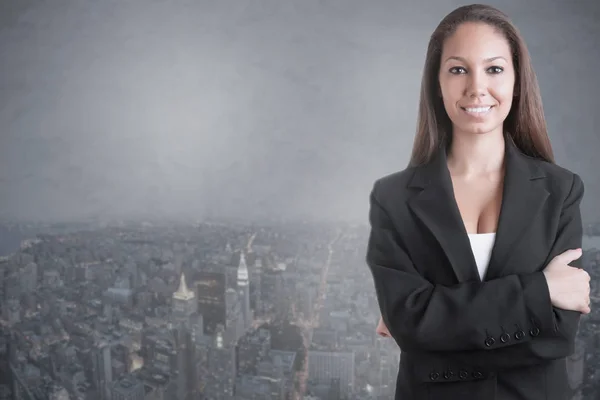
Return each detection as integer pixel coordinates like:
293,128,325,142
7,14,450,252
542,248,591,314
376,316,391,337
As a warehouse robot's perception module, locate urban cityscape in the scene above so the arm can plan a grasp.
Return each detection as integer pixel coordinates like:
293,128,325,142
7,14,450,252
0,218,598,399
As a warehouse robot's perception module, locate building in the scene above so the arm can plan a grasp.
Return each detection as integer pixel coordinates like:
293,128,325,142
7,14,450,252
172,273,197,318
111,376,145,400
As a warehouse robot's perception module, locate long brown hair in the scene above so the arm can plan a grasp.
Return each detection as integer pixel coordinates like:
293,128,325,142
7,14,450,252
408,4,554,166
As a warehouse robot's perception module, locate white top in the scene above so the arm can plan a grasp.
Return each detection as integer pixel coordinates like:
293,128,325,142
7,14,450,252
467,232,496,280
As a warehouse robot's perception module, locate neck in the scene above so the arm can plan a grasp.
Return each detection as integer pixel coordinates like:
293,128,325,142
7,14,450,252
447,130,505,177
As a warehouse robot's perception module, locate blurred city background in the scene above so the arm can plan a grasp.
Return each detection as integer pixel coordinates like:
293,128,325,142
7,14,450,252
1,0,599,399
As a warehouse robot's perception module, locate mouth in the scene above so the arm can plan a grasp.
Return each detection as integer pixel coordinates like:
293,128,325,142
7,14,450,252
460,105,494,117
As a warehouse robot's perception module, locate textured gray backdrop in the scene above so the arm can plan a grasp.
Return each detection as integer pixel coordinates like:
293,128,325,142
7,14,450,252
0,0,598,224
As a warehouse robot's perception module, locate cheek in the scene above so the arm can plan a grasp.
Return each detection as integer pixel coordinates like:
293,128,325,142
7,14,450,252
440,79,462,99
491,77,516,103
493,89,515,118
440,83,463,112
495,88,514,103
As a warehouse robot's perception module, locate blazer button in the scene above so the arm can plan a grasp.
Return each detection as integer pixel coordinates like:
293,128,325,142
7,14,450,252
484,337,495,347
444,370,454,380
430,372,440,381
514,330,525,340
459,370,469,380
500,333,511,343
530,327,540,337
473,371,483,379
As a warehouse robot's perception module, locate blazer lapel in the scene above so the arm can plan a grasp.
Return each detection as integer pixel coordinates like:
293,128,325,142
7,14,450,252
484,138,549,279
407,145,480,283
406,137,549,283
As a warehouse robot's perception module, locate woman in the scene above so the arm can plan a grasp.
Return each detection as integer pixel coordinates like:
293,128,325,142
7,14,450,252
366,4,590,400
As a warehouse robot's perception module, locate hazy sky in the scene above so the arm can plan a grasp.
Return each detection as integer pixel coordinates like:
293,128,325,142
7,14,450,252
1,0,599,224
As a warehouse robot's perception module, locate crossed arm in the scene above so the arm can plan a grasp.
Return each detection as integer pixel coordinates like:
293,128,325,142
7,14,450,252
367,173,585,379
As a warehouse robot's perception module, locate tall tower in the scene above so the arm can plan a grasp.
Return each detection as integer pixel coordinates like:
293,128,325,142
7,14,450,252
0,328,14,400
93,341,113,400
171,324,197,400
237,252,252,329
172,273,197,318
195,271,227,335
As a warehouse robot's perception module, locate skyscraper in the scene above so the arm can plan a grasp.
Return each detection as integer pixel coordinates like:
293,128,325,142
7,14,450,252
237,252,252,329
172,273,197,318
0,328,13,400
93,341,113,400
194,271,227,335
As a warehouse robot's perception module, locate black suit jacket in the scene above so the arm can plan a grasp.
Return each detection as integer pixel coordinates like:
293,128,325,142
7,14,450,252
366,137,585,400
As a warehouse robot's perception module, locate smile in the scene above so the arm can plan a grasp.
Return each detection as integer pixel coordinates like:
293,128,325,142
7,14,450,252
461,105,494,116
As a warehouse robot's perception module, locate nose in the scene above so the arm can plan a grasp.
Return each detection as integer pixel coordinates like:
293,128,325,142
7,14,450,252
376,316,391,337
465,70,487,98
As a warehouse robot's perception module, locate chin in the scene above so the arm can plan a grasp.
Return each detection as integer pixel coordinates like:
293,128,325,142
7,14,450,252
455,122,502,136
473,128,496,135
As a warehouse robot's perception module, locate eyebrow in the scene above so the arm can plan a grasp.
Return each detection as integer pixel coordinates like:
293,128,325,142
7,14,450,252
444,56,507,63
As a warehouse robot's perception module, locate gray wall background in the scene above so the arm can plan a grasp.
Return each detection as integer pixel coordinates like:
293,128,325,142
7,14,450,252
0,0,598,224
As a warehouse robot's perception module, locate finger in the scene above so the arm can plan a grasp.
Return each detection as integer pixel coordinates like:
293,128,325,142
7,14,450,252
582,306,591,314
559,248,583,264
582,299,591,313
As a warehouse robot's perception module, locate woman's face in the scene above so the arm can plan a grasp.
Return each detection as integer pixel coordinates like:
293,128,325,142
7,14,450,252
438,22,516,137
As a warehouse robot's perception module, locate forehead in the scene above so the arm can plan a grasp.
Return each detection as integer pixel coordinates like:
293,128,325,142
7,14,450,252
441,22,512,60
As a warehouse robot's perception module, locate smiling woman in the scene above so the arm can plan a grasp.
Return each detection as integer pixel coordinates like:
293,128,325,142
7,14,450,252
438,23,516,137
366,4,589,400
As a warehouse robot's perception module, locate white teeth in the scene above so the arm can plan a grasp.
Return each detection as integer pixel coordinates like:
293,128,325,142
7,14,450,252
464,107,491,113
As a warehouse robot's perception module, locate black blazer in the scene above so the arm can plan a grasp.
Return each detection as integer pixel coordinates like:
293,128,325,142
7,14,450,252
366,137,585,400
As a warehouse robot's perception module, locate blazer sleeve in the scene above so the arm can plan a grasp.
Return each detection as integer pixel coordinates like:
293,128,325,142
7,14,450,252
367,173,585,355
405,173,586,381
535,172,585,351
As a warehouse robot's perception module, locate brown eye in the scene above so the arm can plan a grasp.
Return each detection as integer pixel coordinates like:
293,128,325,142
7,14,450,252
487,66,504,74
449,66,467,74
